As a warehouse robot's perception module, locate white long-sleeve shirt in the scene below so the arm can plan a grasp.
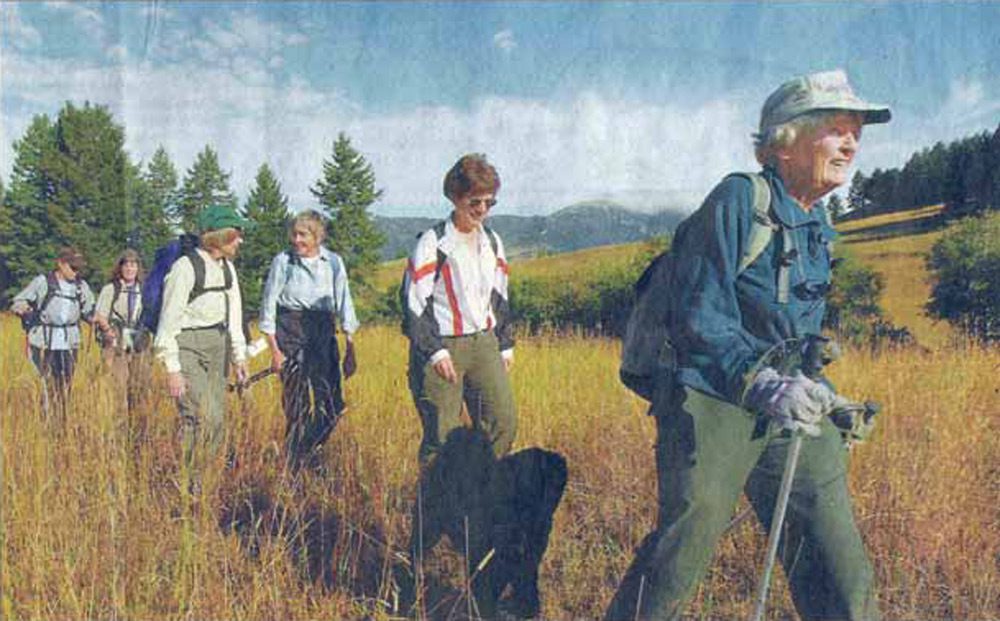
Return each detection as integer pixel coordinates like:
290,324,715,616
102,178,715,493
153,248,246,373
402,217,514,364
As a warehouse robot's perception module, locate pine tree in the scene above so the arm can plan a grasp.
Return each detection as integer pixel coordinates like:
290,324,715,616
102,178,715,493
310,133,386,283
47,102,130,280
239,163,290,314
0,178,11,304
177,145,236,232
125,160,173,265
826,194,847,220
1,114,60,298
990,124,1000,212
146,146,180,229
847,170,868,214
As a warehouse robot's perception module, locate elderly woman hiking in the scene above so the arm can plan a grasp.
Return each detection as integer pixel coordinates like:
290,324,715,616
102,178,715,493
10,247,96,420
258,209,359,472
604,70,891,621
94,249,149,414
153,205,250,490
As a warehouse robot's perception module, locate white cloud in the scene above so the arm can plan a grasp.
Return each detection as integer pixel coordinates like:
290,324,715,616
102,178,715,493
935,78,1000,130
349,93,756,214
14,10,996,219
0,43,765,217
43,1,106,40
138,4,172,19
493,29,517,53
106,44,128,63
1,3,43,49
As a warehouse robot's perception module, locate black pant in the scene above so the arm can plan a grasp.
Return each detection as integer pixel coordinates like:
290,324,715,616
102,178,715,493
30,346,77,420
276,308,344,468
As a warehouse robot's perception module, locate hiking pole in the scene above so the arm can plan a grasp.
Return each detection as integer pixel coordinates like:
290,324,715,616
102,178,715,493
750,429,804,621
37,359,52,420
227,367,275,395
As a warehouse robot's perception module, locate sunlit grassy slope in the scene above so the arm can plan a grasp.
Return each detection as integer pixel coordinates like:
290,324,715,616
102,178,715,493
836,204,952,348
369,240,655,293
2,204,997,620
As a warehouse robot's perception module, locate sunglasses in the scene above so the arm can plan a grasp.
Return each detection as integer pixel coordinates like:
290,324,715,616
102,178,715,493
466,197,497,209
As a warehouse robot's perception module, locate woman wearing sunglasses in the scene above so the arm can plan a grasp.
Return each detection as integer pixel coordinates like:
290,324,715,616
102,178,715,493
401,153,517,467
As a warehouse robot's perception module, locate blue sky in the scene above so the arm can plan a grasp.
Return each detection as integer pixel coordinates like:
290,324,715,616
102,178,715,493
2,2,999,217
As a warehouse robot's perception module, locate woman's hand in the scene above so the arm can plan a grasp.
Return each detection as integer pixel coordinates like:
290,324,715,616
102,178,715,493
433,356,458,384
270,348,285,373
234,362,248,386
343,339,357,379
167,372,186,398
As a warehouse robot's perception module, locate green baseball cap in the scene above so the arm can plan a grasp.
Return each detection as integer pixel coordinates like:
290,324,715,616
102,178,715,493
759,69,891,134
197,204,254,233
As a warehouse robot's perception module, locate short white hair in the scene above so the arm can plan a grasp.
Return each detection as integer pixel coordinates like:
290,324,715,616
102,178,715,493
753,110,860,167
289,209,328,244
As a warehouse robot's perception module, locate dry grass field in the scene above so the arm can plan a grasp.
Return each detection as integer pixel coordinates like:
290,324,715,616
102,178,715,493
1,207,998,620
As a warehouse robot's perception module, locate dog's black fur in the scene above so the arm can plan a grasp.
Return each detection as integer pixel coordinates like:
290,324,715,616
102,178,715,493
410,427,568,619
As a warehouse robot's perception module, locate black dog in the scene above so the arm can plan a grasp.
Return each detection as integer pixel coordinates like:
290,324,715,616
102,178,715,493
410,428,568,619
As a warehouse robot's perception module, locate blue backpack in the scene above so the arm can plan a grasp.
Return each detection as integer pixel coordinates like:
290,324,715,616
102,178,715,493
138,234,232,334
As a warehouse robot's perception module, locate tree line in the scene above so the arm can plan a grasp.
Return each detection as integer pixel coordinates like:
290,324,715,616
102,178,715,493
0,101,385,310
838,122,1000,220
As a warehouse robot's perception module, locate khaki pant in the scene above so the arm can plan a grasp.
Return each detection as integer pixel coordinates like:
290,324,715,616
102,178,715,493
175,327,229,473
408,331,517,465
102,346,153,445
604,385,879,621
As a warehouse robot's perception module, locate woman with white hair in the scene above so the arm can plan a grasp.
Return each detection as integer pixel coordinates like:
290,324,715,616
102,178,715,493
605,70,890,621
258,209,359,471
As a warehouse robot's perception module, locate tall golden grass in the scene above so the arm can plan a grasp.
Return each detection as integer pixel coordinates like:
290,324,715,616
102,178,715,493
2,318,997,620
2,208,997,620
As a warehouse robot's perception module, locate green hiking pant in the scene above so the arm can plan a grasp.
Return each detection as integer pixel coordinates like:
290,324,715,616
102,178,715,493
175,327,229,474
408,331,517,465
605,386,878,621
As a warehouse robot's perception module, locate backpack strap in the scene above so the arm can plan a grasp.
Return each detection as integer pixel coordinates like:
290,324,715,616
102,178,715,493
38,272,85,317
108,280,124,324
482,225,500,257
432,220,449,282
730,172,795,304
735,172,776,275
35,271,86,348
185,249,205,302
38,272,60,317
429,220,501,283
776,224,795,305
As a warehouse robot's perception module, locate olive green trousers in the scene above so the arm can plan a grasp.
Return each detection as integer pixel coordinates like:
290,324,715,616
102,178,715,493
604,385,879,621
175,327,229,474
408,331,517,465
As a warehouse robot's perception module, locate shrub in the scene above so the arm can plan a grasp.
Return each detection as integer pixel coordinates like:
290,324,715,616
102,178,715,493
359,236,909,349
926,212,1000,342
824,252,885,341
509,240,664,336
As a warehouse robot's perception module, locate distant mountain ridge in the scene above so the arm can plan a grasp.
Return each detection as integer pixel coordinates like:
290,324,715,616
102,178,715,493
376,202,685,259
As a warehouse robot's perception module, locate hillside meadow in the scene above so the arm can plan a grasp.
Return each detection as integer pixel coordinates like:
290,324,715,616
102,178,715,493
1,207,998,620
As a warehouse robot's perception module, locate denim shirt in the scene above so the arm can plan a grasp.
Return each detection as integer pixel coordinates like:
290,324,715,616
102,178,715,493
258,247,360,335
669,167,838,404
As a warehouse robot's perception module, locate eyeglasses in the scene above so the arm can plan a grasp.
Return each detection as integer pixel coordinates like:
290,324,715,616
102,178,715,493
467,197,497,209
